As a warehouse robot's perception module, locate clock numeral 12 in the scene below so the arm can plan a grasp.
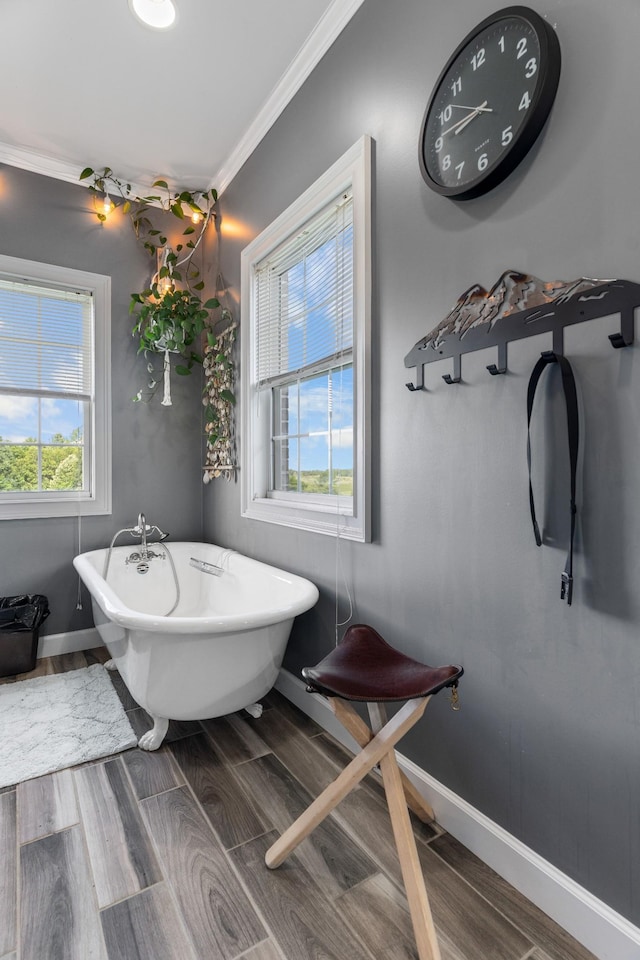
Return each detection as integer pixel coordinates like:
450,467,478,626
471,48,485,70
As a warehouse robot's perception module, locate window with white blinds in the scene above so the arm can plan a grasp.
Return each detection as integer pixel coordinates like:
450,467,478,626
254,192,353,388
0,255,111,519
241,136,371,542
0,278,93,400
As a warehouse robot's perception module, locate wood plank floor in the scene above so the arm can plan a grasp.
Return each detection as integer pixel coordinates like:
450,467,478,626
0,648,598,960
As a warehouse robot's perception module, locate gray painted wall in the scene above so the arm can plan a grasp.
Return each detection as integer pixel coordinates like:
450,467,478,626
0,167,204,636
204,0,640,925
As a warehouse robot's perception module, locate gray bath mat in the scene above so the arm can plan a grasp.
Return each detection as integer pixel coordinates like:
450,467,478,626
0,663,138,788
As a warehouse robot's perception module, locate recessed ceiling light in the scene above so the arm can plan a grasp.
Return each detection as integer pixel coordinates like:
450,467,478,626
129,0,177,30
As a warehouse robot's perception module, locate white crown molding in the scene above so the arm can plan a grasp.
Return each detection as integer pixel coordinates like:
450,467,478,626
210,0,368,195
275,667,640,960
0,141,84,186
0,140,164,200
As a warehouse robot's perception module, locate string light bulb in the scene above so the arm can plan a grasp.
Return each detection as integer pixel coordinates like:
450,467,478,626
157,276,174,298
191,210,203,225
92,192,115,222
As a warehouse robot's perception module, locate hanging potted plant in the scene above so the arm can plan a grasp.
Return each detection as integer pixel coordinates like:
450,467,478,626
79,167,222,404
80,166,237,473
130,248,220,405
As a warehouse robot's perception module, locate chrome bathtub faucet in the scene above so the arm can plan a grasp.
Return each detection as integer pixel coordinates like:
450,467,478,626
102,513,174,589
127,513,170,566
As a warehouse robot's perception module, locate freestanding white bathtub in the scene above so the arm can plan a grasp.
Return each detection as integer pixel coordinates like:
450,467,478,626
73,542,319,750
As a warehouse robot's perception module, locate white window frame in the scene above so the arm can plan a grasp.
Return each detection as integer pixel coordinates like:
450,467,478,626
241,135,371,541
0,254,111,520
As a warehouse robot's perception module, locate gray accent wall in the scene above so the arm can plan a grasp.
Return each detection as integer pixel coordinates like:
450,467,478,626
204,0,640,926
0,166,204,636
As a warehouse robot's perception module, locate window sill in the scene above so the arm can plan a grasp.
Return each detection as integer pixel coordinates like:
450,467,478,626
0,492,112,521
243,496,367,542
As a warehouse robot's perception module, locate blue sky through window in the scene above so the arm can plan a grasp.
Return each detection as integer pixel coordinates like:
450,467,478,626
281,224,353,376
0,396,84,443
277,365,353,476
275,218,353,476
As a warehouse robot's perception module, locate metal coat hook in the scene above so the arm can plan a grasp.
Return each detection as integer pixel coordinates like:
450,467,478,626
405,364,425,391
404,275,639,393
486,342,507,376
442,354,461,384
608,303,634,348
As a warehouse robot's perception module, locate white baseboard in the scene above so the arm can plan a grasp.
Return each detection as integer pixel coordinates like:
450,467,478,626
37,627,102,660
275,668,640,960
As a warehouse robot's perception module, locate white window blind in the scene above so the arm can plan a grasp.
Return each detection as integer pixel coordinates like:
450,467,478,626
254,191,353,386
0,277,93,401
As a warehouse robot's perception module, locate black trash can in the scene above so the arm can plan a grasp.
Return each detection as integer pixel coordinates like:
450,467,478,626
0,595,50,678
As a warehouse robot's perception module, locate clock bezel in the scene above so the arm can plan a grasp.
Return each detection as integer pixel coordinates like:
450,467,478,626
418,5,561,200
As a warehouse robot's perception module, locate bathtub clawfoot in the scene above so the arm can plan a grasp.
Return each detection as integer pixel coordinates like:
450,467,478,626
138,716,169,751
245,703,263,719
104,659,117,672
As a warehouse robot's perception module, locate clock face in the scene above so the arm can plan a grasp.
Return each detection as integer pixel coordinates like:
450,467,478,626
419,6,561,199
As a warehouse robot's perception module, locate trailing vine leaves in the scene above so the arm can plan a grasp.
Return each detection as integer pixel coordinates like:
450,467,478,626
79,166,220,398
80,166,237,479
80,167,219,375
79,166,217,266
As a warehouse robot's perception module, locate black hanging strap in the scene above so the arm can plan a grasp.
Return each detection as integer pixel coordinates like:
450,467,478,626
526,350,579,605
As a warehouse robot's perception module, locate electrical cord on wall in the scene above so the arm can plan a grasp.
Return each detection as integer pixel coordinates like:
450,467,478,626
334,517,354,646
76,511,83,611
333,363,353,645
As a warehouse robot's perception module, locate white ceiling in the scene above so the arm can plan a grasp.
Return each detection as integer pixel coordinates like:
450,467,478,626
0,0,364,194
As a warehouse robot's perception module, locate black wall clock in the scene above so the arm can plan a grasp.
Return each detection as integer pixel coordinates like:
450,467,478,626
419,6,561,200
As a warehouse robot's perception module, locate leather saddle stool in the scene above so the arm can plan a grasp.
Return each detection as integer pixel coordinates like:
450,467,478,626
265,623,463,960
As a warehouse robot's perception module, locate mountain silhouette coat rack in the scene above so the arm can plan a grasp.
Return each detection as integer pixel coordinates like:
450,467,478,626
404,271,639,391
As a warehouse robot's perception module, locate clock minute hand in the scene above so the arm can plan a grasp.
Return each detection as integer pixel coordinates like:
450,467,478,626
450,103,493,112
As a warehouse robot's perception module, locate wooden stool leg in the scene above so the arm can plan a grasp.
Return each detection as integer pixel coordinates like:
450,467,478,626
265,697,429,869
332,698,436,823
370,704,441,960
